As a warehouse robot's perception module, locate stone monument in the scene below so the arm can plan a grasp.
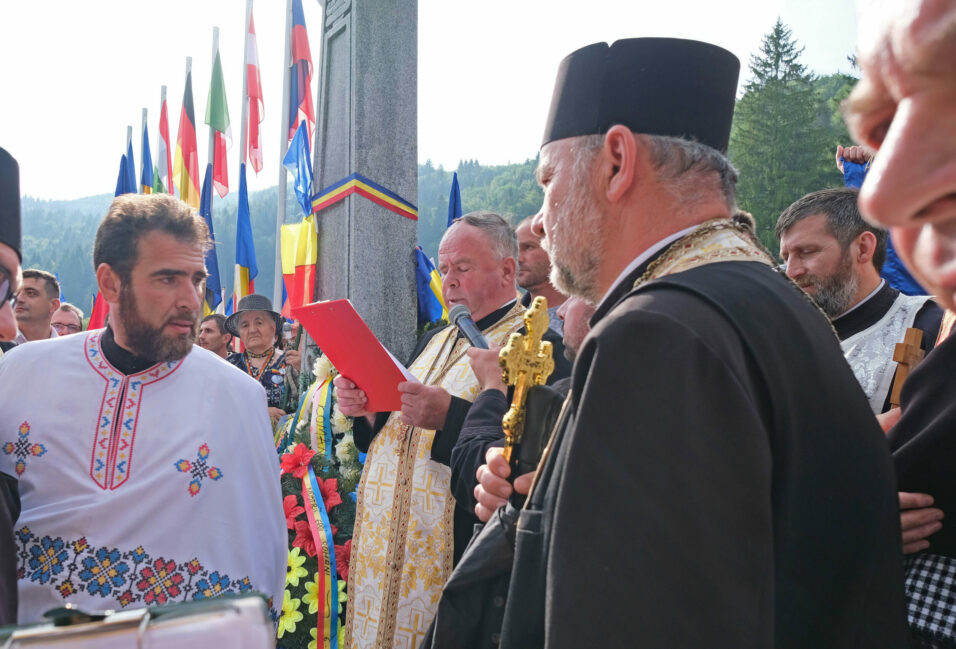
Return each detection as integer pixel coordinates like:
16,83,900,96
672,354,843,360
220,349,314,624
311,0,418,360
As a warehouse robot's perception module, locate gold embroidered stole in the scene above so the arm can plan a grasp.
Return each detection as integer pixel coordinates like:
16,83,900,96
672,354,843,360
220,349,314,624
632,218,773,290
346,302,526,649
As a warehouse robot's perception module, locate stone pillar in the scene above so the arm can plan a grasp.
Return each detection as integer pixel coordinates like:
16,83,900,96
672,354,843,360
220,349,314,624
312,0,417,361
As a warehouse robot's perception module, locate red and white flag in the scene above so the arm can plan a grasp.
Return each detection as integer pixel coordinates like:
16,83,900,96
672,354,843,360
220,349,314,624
246,13,264,174
157,97,173,193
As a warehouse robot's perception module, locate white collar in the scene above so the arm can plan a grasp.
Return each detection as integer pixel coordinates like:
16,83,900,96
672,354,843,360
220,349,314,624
13,325,58,345
597,225,699,311
836,279,885,318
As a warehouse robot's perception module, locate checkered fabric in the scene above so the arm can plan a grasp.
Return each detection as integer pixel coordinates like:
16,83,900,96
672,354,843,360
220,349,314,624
904,553,956,648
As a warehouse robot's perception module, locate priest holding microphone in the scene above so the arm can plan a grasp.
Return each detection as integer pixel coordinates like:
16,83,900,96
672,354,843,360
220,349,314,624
334,211,534,649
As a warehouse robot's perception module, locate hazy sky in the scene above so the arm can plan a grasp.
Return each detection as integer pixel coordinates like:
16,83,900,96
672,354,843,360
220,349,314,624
0,0,857,201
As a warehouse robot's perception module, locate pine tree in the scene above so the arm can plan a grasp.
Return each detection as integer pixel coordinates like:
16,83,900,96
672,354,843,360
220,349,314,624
729,19,840,251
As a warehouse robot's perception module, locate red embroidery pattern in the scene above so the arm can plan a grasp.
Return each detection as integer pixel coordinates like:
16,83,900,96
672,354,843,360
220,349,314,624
83,331,182,490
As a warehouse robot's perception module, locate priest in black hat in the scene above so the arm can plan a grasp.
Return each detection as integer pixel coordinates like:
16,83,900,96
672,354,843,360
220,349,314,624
490,38,907,648
0,146,23,624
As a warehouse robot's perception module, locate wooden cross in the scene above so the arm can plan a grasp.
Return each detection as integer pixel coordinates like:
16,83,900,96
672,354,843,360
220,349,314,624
890,327,925,409
499,296,555,463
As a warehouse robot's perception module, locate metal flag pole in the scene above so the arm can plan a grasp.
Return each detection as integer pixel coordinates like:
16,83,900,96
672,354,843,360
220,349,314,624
274,0,293,309
140,108,148,192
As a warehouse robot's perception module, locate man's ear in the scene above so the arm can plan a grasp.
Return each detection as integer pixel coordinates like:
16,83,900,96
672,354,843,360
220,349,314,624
603,125,639,203
502,256,517,284
49,298,60,315
96,263,122,302
855,231,878,265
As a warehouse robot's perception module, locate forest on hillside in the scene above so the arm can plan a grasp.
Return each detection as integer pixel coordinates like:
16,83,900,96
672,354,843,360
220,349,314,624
20,20,856,311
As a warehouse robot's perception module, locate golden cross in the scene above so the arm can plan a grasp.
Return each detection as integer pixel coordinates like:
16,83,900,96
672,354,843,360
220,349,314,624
499,296,555,463
890,327,925,408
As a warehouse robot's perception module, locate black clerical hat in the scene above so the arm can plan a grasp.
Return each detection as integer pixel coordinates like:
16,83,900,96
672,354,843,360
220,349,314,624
0,147,21,260
542,38,740,153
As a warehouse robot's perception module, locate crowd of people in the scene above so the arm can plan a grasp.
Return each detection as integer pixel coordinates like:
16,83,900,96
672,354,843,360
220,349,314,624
0,1,954,646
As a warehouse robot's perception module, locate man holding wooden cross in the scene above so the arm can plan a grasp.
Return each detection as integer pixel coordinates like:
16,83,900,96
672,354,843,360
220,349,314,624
776,186,943,414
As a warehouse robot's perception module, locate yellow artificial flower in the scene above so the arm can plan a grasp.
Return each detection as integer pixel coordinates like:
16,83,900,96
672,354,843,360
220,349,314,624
286,547,309,588
302,575,320,614
308,627,318,649
277,590,303,639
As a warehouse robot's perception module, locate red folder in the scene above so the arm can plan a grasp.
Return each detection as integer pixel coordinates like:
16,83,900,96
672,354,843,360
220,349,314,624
292,299,407,412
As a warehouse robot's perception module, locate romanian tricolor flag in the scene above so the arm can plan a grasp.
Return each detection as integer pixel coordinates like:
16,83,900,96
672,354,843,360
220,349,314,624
288,0,315,141
415,246,447,324
234,163,258,310
141,122,153,194
246,11,264,174
155,93,173,193
205,48,231,198
280,214,317,317
173,68,201,209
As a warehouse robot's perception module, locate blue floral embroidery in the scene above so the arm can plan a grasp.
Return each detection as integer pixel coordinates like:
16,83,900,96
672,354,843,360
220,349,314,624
78,547,130,597
15,527,265,612
27,536,67,584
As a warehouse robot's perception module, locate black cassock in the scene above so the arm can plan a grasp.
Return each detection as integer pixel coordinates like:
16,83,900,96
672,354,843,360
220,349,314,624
499,261,908,649
889,331,956,645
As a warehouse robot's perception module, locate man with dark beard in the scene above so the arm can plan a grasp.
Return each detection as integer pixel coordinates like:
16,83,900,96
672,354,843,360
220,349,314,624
0,194,285,622
777,187,942,413
495,38,907,648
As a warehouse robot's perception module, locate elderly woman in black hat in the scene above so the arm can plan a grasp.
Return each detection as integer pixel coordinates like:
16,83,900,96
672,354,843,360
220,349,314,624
225,294,298,421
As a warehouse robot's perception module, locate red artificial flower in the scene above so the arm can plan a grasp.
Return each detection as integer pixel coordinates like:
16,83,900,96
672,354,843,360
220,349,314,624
317,477,343,511
334,540,352,581
280,443,316,479
284,495,305,529
292,520,318,557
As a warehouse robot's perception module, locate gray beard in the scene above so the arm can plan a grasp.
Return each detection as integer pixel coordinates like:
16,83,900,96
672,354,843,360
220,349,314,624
812,258,861,319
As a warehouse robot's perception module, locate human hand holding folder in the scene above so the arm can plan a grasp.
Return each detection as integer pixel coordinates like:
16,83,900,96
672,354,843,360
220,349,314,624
292,299,417,412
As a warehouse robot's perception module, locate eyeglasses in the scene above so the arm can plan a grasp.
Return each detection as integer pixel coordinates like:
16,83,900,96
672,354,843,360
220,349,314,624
0,265,14,308
53,322,82,334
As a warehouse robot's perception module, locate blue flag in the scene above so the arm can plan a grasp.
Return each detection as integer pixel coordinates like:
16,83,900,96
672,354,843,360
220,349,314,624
141,124,154,193
447,172,462,227
199,164,222,311
414,246,446,324
126,136,137,195
283,121,313,216
235,163,259,301
115,155,134,196
842,158,926,296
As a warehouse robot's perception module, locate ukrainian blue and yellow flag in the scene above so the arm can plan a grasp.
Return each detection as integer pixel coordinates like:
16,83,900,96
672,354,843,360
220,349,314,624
415,246,446,324
234,162,258,310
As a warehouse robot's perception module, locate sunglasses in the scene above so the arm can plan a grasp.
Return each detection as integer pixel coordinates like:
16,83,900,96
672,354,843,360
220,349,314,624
0,264,14,307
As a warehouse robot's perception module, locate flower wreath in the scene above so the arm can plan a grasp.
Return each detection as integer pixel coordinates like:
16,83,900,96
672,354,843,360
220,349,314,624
276,355,365,649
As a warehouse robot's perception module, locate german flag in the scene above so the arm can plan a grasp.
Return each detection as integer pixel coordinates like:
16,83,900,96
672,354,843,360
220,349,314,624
173,68,200,209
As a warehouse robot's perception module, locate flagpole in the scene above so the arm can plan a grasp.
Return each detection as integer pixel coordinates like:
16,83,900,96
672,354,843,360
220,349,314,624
160,85,167,191
208,27,219,175
140,108,148,190
239,0,252,167
274,0,293,308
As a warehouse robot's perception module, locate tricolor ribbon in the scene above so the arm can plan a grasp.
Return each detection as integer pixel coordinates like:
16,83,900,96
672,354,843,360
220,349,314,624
277,380,322,454
309,378,334,456
303,465,339,649
311,173,417,220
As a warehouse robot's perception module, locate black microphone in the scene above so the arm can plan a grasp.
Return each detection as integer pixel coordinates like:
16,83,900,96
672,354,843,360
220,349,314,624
448,304,489,349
